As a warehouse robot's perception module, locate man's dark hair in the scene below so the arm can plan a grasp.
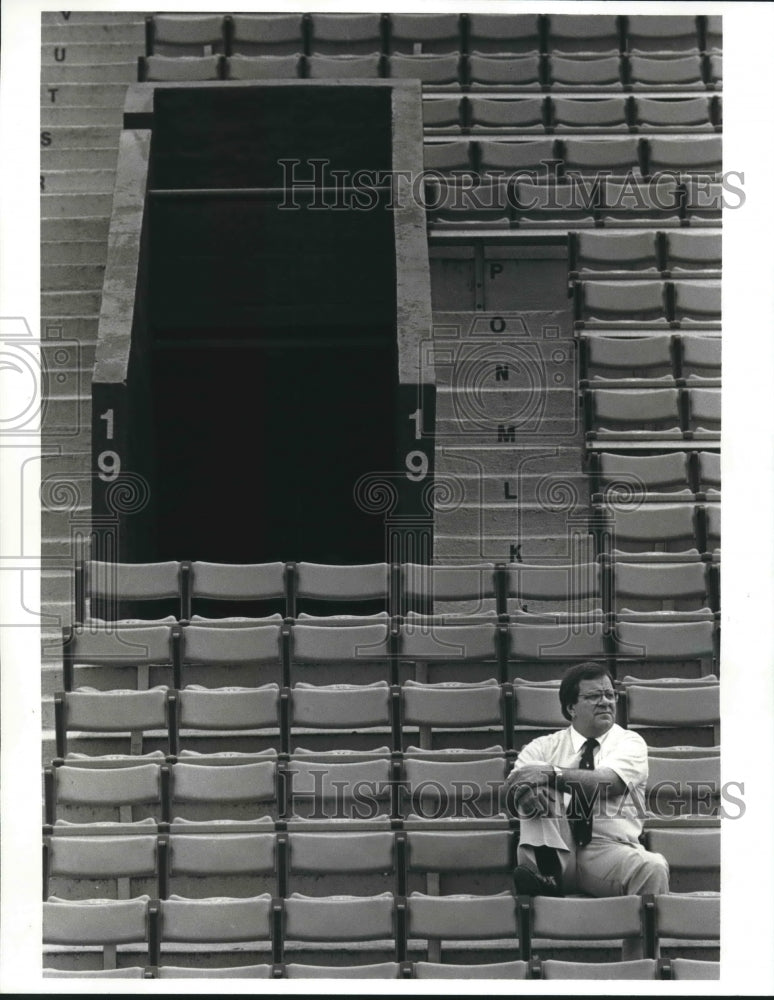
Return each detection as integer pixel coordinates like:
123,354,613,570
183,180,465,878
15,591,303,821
559,662,615,721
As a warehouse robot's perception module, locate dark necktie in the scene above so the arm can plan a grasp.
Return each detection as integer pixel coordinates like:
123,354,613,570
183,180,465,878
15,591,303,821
569,737,599,848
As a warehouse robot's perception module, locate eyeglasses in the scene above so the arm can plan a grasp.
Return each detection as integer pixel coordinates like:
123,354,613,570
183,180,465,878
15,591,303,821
577,691,618,704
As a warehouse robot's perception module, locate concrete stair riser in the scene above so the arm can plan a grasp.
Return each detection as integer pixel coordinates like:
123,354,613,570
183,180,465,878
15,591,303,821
41,170,117,194
41,125,122,149
41,147,119,170
437,445,586,476
41,82,130,107
435,503,595,537
41,106,125,127
41,193,115,218
434,533,597,561
42,62,138,84
41,290,103,315
42,241,108,265
42,24,145,44
41,264,106,291
42,43,143,64
42,11,146,25
427,470,591,506
42,339,97,371
42,218,110,241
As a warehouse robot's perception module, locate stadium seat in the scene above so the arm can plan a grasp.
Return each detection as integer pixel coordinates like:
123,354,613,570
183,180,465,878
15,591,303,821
551,97,629,131
593,450,694,502
307,13,385,55
154,894,273,967
400,753,507,820
478,139,557,177
44,832,159,899
624,15,700,55
645,747,721,821
180,624,283,688
285,830,396,897
398,622,499,685
280,893,396,962
633,97,714,132
157,964,273,978
580,335,674,388
644,828,720,891
286,750,393,821
686,388,721,437
290,622,392,686
400,563,498,617
173,684,281,755
405,827,513,898
665,232,722,277
139,54,223,82
387,13,461,54
424,139,473,173
572,231,661,280
503,562,602,618
703,16,722,53
468,97,547,131
78,560,187,624
389,53,461,88
507,623,607,683
512,678,567,736
708,54,722,88
512,180,595,228
597,177,681,227
291,561,390,617
167,829,276,899
407,892,520,963
423,96,462,130
576,282,668,328
704,503,721,554
596,502,701,559
541,959,658,979
627,55,705,91
647,137,722,178
524,895,645,960
225,54,302,80
285,962,401,977
189,561,286,618
669,957,721,979
696,451,721,498
678,336,721,385
562,137,642,178
611,561,714,620
546,14,622,56
43,896,152,970
146,13,225,56
289,681,392,752
682,179,723,227
583,388,682,438
652,892,720,957
414,960,529,978
468,54,542,90
400,678,505,751
425,176,513,228
45,759,165,825
466,13,541,54
305,54,382,79
623,678,719,742
547,55,624,91
55,686,170,757
169,753,279,823
225,14,305,56
673,282,721,329
44,968,147,978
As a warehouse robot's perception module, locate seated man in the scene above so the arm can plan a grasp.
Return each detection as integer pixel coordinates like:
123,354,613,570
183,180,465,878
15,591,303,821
507,661,669,897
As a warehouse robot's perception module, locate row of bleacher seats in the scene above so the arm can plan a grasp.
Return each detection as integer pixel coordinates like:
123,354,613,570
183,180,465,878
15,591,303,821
570,231,720,278
53,676,722,757
144,13,722,59
583,387,720,442
62,619,720,693
424,136,722,178
43,823,721,902
42,890,720,976
573,279,720,327
45,957,722,981
580,334,720,386
425,94,722,132
137,51,723,91
426,175,723,229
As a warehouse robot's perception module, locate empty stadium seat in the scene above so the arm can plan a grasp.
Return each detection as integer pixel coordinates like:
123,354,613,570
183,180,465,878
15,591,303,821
398,622,499,685
291,561,390,617
307,13,384,55
285,962,401,978
647,137,722,178
287,750,393,821
597,502,701,559
580,335,674,387
169,753,279,823
468,54,542,90
226,14,304,56
686,388,721,437
189,561,286,618
546,14,622,56
652,892,720,957
597,177,681,227
576,281,669,328
584,388,682,438
173,684,281,755
44,968,147,978
45,759,165,825
678,336,721,384
139,54,223,82
504,562,602,618
682,178,723,226
44,896,153,970
593,451,694,502
513,180,596,228
55,686,170,757
673,282,721,328
407,892,520,963
467,13,541,54
562,137,642,178
423,96,461,130
696,451,721,498
78,560,188,624
704,16,722,53
424,176,513,228
62,623,175,692
624,15,700,55
180,624,284,688
665,232,722,277
289,681,392,752
612,561,714,620
512,678,567,737
551,97,629,131
478,138,557,177
146,13,225,56
291,622,392,685
634,97,714,132
627,55,705,91
225,54,302,80
305,54,381,78
280,892,396,962
401,679,504,751
669,957,721,979
45,832,159,899
167,828,276,899
524,895,645,960
424,139,473,173
547,55,624,90
404,827,513,899
285,829,396,896
387,13,461,54
389,53,461,88
414,959,528,978
400,753,507,820
507,623,607,683
154,894,273,968
541,959,658,979
644,828,720,891
623,679,719,743
157,964,273,978
708,54,722,88
468,97,546,131
572,232,660,277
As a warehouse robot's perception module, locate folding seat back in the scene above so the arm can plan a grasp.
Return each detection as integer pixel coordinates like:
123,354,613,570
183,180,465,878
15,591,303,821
512,678,567,732
704,16,722,53
624,679,719,742
387,13,461,54
287,752,393,820
157,964,273,978
705,503,721,554
526,895,644,959
648,137,722,177
563,137,641,177
158,894,273,956
541,959,658,979
168,830,276,897
507,623,607,682
466,13,541,54
81,560,185,623
696,451,721,497
140,54,223,82
612,561,712,618
468,54,542,90
468,97,546,131
44,968,147,978
170,754,278,822
514,179,597,228
389,53,461,87
645,775,721,838
400,562,497,617
189,561,286,617
423,97,462,130
225,54,302,80
628,54,705,90
407,892,519,961
227,14,305,55
305,54,382,79
148,13,225,55
424,139,472,173
46,834,158,898
625,15,700,55
683,178,723,226
281,893,395,959
289,681,392,753
653,892,720,955
63,624,174,691
174,684,280,756
56,686,170,757
546,14,621,55
181,624,283,687
679,335,721,383
504,562,602,617
586,388,681,436
401,679,504,751
600,502,700,557
669,957,721,980
597,176,680,227
551,97,628,131
687,388,721,435
634,97,713,131
307,13,384,55
583,335,674,386
286,962,400,978
414,960,528,979
547,55,624,90
405,829,513,894
709,54,722,87
49,761,164,824
399,623,498,684
478,139,557,177
292,561,389,616
286,830,396,898
291,622,391,685
579,282,667,325
666,232,722,274
43,896,151,968
573,232,659,275
595,450,692,501
401,755,507,820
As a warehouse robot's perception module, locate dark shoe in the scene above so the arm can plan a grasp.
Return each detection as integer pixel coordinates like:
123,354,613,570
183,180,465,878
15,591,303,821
513,864,564,897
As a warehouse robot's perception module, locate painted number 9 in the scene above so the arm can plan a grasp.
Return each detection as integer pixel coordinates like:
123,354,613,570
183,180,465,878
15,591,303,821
405,450,428,482
98,450,121,482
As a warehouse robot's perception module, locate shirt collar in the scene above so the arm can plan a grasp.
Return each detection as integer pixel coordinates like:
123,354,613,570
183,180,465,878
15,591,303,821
569,724,615,753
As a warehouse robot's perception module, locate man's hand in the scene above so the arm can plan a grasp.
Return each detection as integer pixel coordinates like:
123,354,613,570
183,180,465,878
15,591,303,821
506,764,556,818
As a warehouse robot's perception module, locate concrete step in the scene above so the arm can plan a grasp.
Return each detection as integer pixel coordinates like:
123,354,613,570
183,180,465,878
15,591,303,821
42,43,142,64
435,501,594,537
436,385,580,427
42,23,145,43
41,510,93,548
41,314,100,339
434,531,597,562
42,290,102,315
41,62,138,84
426,470,591,507
41,125,121,149
434,423,584,445
41,263,106,291
42,451,94,477
42,217,110,241
42,338,97,371
436,444,586,476
42,568,76,606
42,394,91,431
42,241,108,266
41,192,114,218
40,169,116,194
41,106,125,127
41,82,130,108
45,365,93,399
42,146,119,170
42,11,145,25
42,536,90,561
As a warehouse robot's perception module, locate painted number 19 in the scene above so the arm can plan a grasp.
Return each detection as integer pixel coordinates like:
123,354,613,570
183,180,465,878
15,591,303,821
98,409,120,481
